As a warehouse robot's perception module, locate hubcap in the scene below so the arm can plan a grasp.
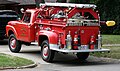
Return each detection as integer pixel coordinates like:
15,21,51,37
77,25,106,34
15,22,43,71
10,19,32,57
42,45,49,59
10,38,16,49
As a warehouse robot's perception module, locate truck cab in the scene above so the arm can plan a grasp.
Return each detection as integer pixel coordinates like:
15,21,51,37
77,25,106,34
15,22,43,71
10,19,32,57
6,3,115,62
10,9,36,42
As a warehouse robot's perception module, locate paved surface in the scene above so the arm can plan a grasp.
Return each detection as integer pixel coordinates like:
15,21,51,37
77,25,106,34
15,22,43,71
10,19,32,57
0,40,120,71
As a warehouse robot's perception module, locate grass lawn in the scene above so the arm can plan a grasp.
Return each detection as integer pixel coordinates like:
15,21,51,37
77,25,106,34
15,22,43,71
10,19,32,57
92,35,120,59
0,53,34,67
102,35,120,44
92,46,120,59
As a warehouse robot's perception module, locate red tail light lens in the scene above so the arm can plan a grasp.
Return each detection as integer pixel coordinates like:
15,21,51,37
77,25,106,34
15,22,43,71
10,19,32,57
90,44,94,49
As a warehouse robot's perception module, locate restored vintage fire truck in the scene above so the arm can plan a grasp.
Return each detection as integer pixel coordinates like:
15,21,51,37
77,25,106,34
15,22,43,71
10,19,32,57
6,3,115,62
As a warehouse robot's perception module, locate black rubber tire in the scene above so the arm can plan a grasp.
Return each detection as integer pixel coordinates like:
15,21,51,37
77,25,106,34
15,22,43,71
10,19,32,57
8,34,21,53
41,40,55,62
76,52,89,61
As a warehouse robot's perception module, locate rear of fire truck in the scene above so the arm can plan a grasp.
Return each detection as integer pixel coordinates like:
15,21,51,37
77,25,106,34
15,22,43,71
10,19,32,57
65,4,101,50
39,3,115,62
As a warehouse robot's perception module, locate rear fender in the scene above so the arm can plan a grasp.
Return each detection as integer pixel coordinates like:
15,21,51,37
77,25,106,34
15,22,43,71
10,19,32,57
38,30,58,45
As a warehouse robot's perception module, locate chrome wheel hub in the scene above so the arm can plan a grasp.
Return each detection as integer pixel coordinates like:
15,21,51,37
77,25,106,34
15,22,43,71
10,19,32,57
10,38,16,49
43,45,49,59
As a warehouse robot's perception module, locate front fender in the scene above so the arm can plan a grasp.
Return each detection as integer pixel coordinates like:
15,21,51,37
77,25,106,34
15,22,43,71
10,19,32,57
38,30,58,44
6,25,19,39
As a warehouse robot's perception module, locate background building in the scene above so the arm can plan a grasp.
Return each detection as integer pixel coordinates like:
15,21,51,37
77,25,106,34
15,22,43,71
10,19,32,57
0,0,36,14
0,0,19,10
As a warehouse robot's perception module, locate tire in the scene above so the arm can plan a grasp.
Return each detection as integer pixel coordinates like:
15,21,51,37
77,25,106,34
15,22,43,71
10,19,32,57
76,52,89,61
8,34,21,53
41,40,55,62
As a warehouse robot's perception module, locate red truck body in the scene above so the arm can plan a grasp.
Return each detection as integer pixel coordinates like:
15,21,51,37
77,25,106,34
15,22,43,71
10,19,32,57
6,3,110,62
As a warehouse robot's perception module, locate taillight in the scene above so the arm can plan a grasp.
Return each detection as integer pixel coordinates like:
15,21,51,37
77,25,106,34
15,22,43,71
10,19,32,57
66,31,72,50
90,44,94,49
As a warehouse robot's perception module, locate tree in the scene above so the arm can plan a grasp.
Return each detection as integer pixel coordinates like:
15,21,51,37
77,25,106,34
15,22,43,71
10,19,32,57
96,0,120,34
35,0,45,7
67,0,90,3
57,0,66,3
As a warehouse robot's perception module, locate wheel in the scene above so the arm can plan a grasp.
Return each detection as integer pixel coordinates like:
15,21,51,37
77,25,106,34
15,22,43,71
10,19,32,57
41,40,55,62
8,34,21,53
76,52,89,61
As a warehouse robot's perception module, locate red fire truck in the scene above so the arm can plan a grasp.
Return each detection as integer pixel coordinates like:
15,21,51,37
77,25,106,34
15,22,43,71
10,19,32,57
6,3,115,62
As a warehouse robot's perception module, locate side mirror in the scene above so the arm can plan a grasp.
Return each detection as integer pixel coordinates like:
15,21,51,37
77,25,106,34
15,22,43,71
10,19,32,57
106,21,115,26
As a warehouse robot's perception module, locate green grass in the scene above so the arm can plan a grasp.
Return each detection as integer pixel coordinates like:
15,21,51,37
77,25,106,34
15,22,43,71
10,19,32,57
102,35,120,44
0,53,34,67
92,46,120,59
92,35,120,59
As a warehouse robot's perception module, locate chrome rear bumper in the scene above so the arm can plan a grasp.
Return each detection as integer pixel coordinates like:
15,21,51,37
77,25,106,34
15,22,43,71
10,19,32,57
51,48,110,53
50,44,110,53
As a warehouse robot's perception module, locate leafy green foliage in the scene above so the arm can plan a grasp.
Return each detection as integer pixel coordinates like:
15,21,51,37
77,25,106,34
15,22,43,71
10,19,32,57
96,0,120,34
57,0,66,2
68,0,90,3
96,0,119,21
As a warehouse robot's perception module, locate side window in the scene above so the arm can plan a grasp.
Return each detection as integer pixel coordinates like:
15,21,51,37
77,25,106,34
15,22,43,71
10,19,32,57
23,13,31,23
